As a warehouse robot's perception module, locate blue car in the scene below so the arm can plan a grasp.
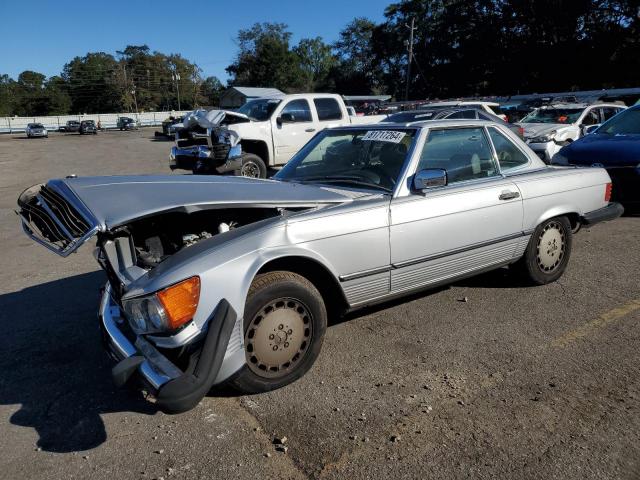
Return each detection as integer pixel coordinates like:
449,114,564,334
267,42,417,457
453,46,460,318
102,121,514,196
552,105,640,209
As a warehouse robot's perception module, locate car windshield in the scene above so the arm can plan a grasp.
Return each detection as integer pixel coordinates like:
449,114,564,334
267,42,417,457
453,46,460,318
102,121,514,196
31,124,43,128
236,98,282,121
520,108,584,124
275,128,417,192
382,111,438,123
596,107,640,135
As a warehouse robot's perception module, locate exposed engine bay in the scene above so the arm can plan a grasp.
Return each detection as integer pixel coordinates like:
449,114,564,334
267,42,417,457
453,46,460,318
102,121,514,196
97,208,285,280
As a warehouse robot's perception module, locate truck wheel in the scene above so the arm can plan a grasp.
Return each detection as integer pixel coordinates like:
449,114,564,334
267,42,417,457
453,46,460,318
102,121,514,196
511,216,572,285
239,153,267,178
230,271,327,394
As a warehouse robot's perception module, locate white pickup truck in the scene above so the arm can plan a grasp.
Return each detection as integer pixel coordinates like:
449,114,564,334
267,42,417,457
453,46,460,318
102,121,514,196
170,93,387,177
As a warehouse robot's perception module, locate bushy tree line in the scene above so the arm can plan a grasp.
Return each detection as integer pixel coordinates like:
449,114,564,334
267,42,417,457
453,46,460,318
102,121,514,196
226,0,640,99
2,0,638,116
0,45,224,116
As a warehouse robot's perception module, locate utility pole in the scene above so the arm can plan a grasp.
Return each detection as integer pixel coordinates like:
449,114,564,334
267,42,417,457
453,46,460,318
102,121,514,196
173,71,181,111
404,17,416,102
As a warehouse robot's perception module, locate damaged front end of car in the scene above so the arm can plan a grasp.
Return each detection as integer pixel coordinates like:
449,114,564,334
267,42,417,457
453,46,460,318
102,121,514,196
16,175,340,412
170,109,250,175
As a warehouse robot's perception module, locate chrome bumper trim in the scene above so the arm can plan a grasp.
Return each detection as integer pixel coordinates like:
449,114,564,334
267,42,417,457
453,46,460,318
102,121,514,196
99,284,182,391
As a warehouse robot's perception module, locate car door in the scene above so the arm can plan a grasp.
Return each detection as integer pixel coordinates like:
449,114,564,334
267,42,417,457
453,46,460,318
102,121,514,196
313,97,346,129
389,126,524,294
271,99,317,164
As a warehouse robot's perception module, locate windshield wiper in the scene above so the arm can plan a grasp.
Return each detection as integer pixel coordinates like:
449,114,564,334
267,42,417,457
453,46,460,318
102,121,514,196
293,175,392,193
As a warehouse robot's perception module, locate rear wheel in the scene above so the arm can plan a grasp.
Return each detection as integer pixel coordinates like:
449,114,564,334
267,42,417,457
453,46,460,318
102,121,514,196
511,216,572,285
238,153,267,179
229,271,327,394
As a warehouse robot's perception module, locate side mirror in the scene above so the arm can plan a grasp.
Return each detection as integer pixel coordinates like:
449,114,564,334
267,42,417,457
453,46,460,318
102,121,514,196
583,124,600,135
412,169,447,192
277,113,295,126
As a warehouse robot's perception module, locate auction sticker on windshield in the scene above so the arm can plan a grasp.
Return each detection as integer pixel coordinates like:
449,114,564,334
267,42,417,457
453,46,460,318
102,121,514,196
362,130,406,143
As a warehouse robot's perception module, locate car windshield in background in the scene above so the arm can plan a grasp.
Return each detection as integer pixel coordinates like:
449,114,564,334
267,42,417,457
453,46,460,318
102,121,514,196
596,107,640,135
275,128,417,192
382,111,438,123
520,108,583,124
31,124,44,128
236,98,282,121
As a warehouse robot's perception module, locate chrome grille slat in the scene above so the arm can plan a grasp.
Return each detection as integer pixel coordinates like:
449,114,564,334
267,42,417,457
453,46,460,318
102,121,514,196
39,186,90,235
18,183,100,257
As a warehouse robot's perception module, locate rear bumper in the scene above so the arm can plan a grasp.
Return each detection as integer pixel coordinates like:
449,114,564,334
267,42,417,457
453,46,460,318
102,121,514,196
581,202,624,226
99,284,238,413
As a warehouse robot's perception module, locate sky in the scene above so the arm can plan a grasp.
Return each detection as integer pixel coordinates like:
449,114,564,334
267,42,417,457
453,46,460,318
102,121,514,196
1,0,391,82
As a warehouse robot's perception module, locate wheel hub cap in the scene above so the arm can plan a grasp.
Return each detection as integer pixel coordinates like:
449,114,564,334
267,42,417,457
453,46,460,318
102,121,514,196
245,298,312,378
536,221,565,272
241,161,260,178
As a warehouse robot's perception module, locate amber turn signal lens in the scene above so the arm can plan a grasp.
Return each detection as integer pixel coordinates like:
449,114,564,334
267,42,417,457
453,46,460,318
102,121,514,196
157,276,200,330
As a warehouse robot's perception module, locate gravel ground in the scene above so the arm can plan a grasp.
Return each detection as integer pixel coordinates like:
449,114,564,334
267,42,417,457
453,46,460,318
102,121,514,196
0,129,639,480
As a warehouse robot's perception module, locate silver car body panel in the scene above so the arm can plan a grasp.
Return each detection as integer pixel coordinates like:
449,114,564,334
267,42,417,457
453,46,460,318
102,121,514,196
20,119,614,386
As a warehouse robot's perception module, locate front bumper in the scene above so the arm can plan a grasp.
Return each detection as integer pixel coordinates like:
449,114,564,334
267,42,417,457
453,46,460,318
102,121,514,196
581,202,624,226
525,141,560,163
99,284,182,392
170,145,242,174
99,284,238,413
28,131,47,137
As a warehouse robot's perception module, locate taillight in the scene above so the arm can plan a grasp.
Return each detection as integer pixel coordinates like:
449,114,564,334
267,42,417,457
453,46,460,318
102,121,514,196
604,182,612,202
518,126,525,137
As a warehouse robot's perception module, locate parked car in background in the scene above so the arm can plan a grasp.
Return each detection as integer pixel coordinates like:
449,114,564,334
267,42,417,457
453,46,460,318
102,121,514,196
117,117,139,131
518,103,626,163
157,115,184,138
18,119,622,413
170,93,386,178
552,104,640,209
79,120,98,135
60,120,80,133
381,107,524,138
420,101,507,120
25,123,48,138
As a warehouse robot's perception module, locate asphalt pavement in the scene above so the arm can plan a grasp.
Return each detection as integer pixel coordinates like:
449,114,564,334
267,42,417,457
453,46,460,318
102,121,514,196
0,130,638,479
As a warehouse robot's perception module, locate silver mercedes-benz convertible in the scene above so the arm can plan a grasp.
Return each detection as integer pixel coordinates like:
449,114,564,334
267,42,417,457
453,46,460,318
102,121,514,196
17,120,623,412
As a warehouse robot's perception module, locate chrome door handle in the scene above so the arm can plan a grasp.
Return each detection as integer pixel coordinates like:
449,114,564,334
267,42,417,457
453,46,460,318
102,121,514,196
305,128,316,132
499,191,520,200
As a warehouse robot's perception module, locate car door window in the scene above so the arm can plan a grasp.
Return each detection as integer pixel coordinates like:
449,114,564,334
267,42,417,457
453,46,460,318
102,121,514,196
314,98,343,121
446,109,477,119
487,127,529,171
417,127,498,184
582,109,600,125
280,99,312,122
602,107,622,121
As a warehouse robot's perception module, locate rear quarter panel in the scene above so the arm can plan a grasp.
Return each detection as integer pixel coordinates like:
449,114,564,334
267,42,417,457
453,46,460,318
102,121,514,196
512,166,610,230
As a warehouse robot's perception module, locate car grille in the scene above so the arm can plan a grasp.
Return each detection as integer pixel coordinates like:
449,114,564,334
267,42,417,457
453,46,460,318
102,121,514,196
18,184,98,256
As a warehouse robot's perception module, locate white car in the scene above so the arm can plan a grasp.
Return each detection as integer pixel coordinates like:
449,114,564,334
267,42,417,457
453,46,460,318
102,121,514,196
170,93,387,177
420,101,507,121
26,123,48,138
517,103,625,163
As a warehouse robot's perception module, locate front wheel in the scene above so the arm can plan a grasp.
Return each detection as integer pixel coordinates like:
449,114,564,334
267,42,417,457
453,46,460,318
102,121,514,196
511,216,572,285
229,271,327,394
238,153,267,178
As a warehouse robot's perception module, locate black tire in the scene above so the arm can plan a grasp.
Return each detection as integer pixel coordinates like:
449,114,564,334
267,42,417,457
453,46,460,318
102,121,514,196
511,216,572,285
238,153,267,179
229,271,327,394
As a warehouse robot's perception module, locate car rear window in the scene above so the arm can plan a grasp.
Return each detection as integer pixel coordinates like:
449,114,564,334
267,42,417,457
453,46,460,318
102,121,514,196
314,98,343,121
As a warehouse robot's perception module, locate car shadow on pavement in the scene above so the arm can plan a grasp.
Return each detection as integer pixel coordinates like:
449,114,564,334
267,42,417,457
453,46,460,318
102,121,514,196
0,271,155,453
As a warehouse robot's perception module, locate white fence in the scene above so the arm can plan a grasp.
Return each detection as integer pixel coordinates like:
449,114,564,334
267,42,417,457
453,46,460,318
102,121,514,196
0,111,191,133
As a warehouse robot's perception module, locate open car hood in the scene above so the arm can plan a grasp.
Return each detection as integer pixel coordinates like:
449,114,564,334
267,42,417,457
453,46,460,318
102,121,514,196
17,175,357,256
55,175,355,227
182,109,250,130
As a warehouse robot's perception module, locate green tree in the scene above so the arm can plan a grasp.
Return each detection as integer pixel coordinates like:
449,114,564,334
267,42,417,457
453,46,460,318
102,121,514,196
63,52,122,113
294,37,337,91
226,22,306,92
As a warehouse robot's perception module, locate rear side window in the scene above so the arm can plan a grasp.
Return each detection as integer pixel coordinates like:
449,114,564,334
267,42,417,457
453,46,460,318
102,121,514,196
446,109,477,119
487,127,529,171
418,127,498,184
314,98,343,121
281,99,312,122
601,107,622,121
